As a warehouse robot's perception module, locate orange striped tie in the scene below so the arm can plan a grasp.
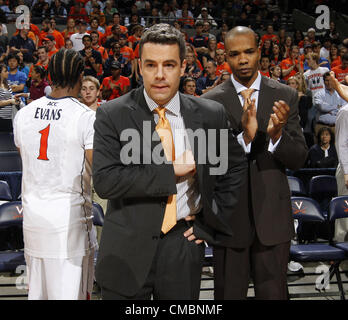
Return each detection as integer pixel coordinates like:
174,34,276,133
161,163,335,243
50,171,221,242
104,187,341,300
154,107,177,234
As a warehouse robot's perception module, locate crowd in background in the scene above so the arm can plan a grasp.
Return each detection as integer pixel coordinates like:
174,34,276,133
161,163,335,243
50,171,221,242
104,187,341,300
0,0,347,168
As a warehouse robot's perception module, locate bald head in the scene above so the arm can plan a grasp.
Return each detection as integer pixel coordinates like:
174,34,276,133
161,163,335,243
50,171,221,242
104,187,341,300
225,26,259,48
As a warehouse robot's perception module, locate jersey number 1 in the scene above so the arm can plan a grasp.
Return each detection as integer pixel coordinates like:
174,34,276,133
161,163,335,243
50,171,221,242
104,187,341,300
37,124,50,160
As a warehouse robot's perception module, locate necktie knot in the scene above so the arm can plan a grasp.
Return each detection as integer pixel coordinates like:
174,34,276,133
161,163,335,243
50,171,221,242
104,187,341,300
154,106,166,119
240,88,255,101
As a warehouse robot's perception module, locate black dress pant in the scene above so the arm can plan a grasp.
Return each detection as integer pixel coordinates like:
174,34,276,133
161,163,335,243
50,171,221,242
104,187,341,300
101,220,205,300
213,234,290,300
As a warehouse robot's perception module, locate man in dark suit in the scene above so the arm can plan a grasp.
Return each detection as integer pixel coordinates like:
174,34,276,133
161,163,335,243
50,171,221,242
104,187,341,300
202,26,308,299
92,24,247,300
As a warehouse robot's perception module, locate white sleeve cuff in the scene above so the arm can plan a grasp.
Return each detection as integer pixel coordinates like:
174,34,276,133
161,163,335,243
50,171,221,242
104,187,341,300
237,132,251,154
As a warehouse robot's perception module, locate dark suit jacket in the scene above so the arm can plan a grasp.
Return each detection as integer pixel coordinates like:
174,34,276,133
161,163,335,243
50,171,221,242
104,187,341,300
202,76,308,248
92,86,247,296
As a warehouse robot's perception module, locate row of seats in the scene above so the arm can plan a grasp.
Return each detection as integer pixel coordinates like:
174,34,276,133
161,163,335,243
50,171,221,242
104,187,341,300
290,196,348,300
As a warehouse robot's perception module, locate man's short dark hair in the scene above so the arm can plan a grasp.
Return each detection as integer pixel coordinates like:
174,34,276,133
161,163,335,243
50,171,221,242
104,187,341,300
38,45,49,53
323,71,331,80
195,21,204,28
82,34,92,42
139,23,186,62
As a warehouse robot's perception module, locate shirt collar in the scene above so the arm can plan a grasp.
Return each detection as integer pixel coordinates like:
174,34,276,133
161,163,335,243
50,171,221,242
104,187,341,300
230,71,262,95
143,88,180,117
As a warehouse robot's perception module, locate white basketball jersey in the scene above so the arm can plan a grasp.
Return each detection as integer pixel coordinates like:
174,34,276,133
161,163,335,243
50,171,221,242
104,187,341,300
13,96,97,259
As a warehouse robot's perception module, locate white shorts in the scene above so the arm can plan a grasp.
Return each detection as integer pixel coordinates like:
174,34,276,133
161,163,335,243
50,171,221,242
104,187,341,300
25,250,95,300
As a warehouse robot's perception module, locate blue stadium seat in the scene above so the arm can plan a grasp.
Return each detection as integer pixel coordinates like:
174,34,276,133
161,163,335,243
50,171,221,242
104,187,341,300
0,201,25,273
0,132,17,152
309,175,337,213
290,196,346,300
0,180,12,201
329,196,348,256
0,172,22,201
287,176,306,196
92,202,104,227
0,152,22,172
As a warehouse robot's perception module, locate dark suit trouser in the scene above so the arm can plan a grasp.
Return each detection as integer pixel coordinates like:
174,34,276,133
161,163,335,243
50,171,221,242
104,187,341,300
213,234,290,300
101,220,205,300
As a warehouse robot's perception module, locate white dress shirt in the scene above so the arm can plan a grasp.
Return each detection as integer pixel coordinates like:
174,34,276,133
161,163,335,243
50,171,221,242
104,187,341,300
230,72,281,153
144,89,202,220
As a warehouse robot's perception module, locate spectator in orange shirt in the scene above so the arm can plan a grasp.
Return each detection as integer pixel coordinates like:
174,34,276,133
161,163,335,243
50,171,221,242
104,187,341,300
39,18,65,49
178,8,195,28
215,48,232,76
101,60,130,101
280,45,303,81
42,35,59,58
61,18,78,41
332,53,348,82
90,31,108,63
270,43,283,67
89,4,106,27
119,33,135,78
102,12,128,45
259,55,271,77
330,44,342,69
68,1,89,23
128,24,143,50
261,24,278,46
29,46,50,78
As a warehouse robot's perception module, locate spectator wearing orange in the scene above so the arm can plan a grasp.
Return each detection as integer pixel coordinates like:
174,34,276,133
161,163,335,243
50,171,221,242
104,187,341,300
119,33,135,79
87,17,104,45
102,12,128,45
101,60,130,101
270,43,283,67
68,1,89,23
215,48,232,76
332,53,348,82
330,44,342,69
42,35,59,58
39,18,65,49
61,18,78,41
261,24,278,46
280,45,303,81
89,4,106,27
178,8,195,28
90,31,108,64
259,55,271,77
28,46,50,78
128,24,143,50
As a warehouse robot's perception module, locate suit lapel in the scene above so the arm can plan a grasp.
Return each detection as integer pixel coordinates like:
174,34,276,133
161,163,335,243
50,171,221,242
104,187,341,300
179,94,204,188
217,80,243,132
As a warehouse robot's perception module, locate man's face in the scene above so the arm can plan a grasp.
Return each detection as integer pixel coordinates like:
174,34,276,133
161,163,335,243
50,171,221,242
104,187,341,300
184,80,196,95
8,58,18,70
195,25,203,35
139,43,186,106
111,67,121,78
44,39,54,51
205,61,216,76
83,37,92,49
81,80,99,106
324,77,332,90
91,33,99,45
91,19,98,29
216,49,225,64
225,33,260,86
113,44,121,55
38,48,48,61
267,25,273,34
113,14,120,25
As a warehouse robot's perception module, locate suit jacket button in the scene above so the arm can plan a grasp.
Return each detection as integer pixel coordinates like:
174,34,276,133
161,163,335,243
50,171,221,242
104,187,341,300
152,236,159,240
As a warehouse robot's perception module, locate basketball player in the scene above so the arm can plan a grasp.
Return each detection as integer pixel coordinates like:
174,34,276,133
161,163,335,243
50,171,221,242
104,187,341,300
13,49,97,300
